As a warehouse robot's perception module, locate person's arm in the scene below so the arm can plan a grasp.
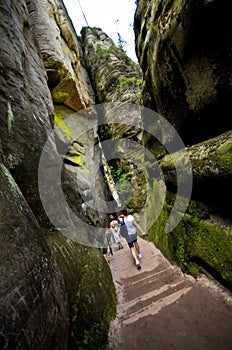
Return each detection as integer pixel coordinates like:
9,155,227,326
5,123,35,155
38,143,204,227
133,220,148,236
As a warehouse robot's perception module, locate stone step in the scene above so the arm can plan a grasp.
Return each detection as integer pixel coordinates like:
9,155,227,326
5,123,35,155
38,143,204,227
122,284,193,325
122,278,192,316
122,266,185,303
107,238,232,350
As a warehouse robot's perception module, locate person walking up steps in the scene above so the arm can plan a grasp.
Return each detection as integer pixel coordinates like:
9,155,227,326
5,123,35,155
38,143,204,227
109,215,123,250
118,207,147,269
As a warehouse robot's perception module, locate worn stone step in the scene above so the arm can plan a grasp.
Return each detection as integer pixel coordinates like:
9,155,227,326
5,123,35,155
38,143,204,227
122,284,193,325
107,238,232,350
121,263,169,286
122,267,185,303
123,278,192,316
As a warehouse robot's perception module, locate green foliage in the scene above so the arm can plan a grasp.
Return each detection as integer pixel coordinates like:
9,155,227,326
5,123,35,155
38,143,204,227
115,170,132,206
114,19,127,50
115,76,143,95
136,88,143,102
73,304,116,350
109,162,133,207
96,46,111,60
146,183,232,290
116,178,132,207
117,33,127,50
113,167,123,180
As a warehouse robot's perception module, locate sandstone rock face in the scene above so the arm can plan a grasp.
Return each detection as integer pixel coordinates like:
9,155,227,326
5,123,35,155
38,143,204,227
0,0,54,227
0,1,69,347
28,1,110,230
0,0,116,348
134,0,232,290
1,0,231,346
52,104,111,231
135,0,232,145
0,163,68,349
27,0,95,111
45,231,116,350
82,27,142,104
82,27,147,211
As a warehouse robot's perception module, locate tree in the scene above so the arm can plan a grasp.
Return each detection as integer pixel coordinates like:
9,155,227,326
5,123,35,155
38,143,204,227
114,20,127,50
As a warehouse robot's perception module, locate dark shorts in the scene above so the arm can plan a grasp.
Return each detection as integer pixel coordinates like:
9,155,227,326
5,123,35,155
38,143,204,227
128,239,137,248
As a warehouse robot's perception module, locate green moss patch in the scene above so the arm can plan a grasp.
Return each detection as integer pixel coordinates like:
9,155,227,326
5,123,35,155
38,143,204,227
44,230,117,349
147,183,232,291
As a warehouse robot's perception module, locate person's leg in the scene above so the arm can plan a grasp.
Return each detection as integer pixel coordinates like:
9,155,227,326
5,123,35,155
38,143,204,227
134,240,142,259
117,242,123,249
130,246,138,260
134,240,140,254
116,237,123,249
128,241,141,269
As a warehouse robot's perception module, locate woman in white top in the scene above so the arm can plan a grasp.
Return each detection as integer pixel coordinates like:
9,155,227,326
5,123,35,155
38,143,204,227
118,207,147,269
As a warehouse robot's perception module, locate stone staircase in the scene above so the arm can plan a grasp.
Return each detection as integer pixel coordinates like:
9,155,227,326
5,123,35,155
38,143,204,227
106,238,232,350
121,265,193,326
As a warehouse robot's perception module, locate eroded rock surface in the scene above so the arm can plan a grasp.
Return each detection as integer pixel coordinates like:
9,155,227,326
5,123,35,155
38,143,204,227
0,1,116,348
135,0,232,145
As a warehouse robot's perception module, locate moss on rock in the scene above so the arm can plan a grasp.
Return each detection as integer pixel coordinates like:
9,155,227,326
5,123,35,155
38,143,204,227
147,181,232,291
44,230,117,349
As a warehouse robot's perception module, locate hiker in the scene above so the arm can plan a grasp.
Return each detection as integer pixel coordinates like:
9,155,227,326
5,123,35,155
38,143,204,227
109,214,124,250
118,207,147,269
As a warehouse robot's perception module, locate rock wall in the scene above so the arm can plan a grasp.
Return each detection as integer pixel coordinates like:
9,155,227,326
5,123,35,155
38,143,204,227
0,1,69,345
0,0,116,348
0,0,54,228
27,0,94,111
45,231,116,349
134,0,232,290
0,164,68,349
28,0,110,229
82,27,147,211
134,0,232,145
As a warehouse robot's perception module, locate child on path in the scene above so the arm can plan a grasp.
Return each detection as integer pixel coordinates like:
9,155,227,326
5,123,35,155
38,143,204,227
118,207,147,269
105,228,113,256
109,215,124,250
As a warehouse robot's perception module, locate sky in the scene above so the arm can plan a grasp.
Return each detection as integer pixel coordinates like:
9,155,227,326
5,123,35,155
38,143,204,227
62,0,138,61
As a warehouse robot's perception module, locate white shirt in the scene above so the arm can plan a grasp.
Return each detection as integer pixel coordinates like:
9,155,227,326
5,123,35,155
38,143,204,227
120,215,137,235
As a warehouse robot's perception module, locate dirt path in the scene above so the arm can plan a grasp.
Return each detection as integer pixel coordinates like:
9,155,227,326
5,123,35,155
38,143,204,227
106,238,232,350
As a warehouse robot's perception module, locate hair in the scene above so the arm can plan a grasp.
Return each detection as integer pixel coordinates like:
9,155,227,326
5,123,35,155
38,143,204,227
121,207,128,216
109,215,115,222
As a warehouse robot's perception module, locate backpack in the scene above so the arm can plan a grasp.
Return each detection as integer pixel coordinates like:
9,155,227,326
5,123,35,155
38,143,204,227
120,217,138,243
120,217,129,240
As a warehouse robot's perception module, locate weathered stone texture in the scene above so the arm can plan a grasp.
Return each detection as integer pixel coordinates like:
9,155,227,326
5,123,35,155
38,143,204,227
161,131,232,185
82,27,142,104
52,104,111,230
27,1,110,229
45,231,116,349
0,0,55,227
0,164,68,349
27,0,95,111
134,0,232,289
82,28,147,211
0,0,116,348
135,0,232,145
